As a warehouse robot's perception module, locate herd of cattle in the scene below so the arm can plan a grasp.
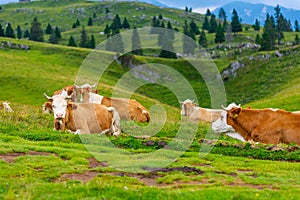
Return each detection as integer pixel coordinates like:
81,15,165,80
1,84,299,146
180,99,300,146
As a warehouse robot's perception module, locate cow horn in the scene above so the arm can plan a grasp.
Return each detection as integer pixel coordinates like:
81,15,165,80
91,83,96,88
44,93,53,100
221,105,229,111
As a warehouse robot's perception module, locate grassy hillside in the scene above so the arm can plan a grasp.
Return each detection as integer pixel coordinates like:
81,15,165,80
0,1,300,199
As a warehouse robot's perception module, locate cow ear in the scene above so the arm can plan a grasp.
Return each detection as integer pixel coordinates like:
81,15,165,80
232,107,242,118
44,102,52,110
68,102,77,110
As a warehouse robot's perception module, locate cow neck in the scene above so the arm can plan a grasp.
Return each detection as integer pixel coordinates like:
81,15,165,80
65,106,76,131
230,115,251,140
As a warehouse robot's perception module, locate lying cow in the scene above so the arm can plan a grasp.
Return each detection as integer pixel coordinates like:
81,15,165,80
211,103,245,142
0,102,13,112
180,99,222,123
43,93,121,135
80,87,150,123
223,106,300,145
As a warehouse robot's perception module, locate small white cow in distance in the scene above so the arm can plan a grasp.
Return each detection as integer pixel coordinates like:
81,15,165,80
0,102,13,112
43,93,121,136
180,99,222,123
211,103,245,142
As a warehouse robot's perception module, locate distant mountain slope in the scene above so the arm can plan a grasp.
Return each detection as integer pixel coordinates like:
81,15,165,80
213,1,300,25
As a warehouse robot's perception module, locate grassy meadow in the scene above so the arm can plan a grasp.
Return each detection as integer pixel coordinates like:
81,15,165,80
0,0,299,199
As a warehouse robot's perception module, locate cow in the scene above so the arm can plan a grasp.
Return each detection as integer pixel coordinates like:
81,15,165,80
211,103,245,142
0,102,13,112
180,99,222,123
43,93,121,136
223,105,300,145
80,88,150,123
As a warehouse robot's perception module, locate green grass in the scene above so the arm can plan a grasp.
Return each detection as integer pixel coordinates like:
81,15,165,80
0,1,300,198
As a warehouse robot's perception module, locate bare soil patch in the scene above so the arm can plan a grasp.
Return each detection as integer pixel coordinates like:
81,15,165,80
0,151,55,163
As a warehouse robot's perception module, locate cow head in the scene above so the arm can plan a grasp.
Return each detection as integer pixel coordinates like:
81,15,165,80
44,93,73,120
179,99,196,116
74,83,97,102
212,103,240,133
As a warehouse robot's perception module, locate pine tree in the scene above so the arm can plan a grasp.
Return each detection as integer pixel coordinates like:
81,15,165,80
209,14,217,33
104,24,111,35
190,20,199,35
68,36,77,47
202,16,209,31
93,12,97,18
0,24,4,37
80,26,88,48
205,9,211,17
111,14,122,31
255,34,261,44
215,24,225,43
76,18,80,27
16,25,22,39
89,34,95,49
295,34,300,45
29,17,43,42
23,29,30,38
274,5,284,45
54,27,62,40
198,30,207,48
45,23,52,34
72,23,77,29
122,17,130,29
5,23,15,38
105,8,110,14
260,14,276,50
295,20,299,32
231,9,242,35
218,8,226,24
132,27,142,55
158,14,163,20
185,6,188,12
183,20,196,55
253,19,260,31
88,17,93,26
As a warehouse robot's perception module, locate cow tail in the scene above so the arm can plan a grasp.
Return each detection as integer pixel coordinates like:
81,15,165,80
107,107,121,136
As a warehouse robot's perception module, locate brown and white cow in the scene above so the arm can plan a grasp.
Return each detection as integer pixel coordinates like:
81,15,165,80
180,99,222,123
80,87,150,123
224,106,300,145
44,93,121,135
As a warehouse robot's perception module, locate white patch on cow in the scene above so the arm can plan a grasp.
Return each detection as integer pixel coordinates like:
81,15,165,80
89,92,104,104
60,89,68,98
225,132,246,142
68,129,81,134
51,95,68,119
212,103,245,142
142,110,147,114
269,108,279,112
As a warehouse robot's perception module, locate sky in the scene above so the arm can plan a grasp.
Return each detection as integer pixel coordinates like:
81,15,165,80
158,0,300,13
1,0,300,11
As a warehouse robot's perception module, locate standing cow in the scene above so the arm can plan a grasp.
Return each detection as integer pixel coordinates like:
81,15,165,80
180,99,222,123
44,93,121,135
223,105,300,145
